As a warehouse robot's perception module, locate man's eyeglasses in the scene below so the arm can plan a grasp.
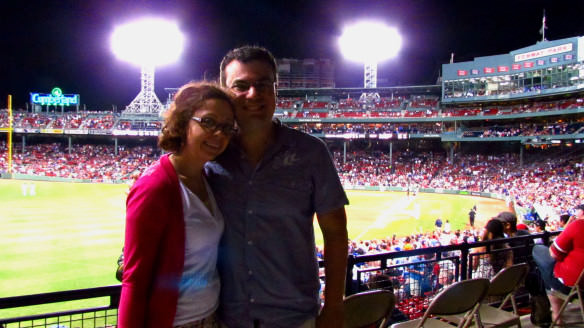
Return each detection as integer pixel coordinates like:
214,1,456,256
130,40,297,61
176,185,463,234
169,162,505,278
191,116,238,136
229,79,275,94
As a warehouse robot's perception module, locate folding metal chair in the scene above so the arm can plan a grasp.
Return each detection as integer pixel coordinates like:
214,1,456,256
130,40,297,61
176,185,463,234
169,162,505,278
443,263,529,327
343,289,396,328
390,278,490,328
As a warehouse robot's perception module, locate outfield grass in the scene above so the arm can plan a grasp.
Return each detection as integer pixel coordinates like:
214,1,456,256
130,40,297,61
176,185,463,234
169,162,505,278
0,180,127,319
0,179,508,319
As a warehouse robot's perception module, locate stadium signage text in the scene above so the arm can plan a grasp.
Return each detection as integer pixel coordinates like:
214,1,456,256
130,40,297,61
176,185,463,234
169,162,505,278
30,87,80,106
514,43,572,62
298,118,322,122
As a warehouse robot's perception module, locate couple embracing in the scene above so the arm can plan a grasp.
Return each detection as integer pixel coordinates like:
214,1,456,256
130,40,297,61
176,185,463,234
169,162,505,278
118,46,349,328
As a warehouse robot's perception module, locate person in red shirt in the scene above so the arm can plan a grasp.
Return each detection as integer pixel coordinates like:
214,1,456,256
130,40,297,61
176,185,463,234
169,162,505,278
532,204,584,323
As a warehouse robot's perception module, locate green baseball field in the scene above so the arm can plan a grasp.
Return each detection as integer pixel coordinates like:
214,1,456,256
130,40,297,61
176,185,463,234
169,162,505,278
0,179,507,319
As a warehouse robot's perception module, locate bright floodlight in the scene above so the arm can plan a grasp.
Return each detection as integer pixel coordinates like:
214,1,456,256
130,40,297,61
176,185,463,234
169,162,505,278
111,17,184,114
339,21,402,63
111,17,185,67
339,21,402,92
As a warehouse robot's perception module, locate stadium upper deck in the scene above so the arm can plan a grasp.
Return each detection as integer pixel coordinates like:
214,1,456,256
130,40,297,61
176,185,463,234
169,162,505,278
442,36,584,103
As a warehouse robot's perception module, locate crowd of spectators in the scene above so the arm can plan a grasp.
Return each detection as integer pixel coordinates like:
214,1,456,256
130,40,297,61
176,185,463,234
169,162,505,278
335,150,584,218
291,123,443,135
276,95,583,119
463,121,584,138
0,110,117,130
0,142,157,182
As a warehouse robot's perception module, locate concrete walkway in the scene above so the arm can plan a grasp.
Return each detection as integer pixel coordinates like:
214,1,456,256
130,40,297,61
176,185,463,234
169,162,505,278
519,303,583,327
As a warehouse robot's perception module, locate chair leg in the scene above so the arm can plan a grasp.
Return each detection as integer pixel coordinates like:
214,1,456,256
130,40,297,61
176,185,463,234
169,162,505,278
578,289,584,323
550,293,570,328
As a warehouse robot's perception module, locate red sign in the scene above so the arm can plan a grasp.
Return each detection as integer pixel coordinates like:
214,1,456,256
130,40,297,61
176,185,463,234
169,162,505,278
457,70,468,76
483,67,495,73
512,64,522,70
497,66,509,72
524,62,534,68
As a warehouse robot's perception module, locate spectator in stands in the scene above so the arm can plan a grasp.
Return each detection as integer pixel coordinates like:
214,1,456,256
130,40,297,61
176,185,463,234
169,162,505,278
532,204,584,325
472,219,513,278
207,45,349,328
118,82,237,328
558,214,570,230
496,211,532,262
566,204,584,227
534,219,547,244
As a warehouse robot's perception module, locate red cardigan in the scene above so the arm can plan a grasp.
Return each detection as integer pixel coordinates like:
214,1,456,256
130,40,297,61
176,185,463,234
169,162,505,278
118,154,185,328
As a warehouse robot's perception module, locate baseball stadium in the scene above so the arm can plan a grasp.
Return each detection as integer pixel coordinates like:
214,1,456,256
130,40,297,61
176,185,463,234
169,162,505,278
1,16,584,328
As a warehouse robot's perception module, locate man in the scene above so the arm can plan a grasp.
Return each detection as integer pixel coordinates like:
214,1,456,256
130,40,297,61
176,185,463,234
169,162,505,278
206,46,349,328
468,206,476,228
434,217,443,232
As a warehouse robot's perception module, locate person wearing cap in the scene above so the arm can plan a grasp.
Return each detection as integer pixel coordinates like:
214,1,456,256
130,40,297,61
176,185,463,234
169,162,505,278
495,211,529,238
532,204,584,324
472,218,513,278
516,223,529,231
495,211,531,263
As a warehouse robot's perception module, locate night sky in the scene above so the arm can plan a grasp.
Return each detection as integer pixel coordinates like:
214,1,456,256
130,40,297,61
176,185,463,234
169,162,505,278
2,0,584,109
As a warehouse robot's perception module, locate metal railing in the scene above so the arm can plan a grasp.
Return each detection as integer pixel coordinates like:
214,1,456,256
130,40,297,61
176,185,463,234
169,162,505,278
0,286,120,328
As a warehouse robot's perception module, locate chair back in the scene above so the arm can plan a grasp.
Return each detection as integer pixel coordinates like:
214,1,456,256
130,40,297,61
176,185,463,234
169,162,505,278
427,278,490,316
487,263,529,297
343,289,396,328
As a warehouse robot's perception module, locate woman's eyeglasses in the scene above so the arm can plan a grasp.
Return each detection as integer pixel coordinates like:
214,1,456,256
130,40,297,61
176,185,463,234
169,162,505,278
191,116,238,136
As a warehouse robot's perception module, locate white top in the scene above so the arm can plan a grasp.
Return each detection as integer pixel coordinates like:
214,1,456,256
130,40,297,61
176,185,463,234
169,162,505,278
173,177,224,325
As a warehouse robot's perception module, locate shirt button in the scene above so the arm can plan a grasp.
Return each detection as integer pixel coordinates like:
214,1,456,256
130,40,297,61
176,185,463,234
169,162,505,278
248,181,253,186
248,270,253,275
247,240,253,246
250,298,255,303
248,209,253,214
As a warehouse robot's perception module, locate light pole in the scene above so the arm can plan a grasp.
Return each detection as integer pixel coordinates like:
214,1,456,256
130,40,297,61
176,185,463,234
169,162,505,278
339,21,402,101
111,17,185,114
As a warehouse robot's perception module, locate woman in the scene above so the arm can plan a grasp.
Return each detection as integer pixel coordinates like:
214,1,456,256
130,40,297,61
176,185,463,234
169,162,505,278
533,204,584,324
472,218,513,278
118,82,237,328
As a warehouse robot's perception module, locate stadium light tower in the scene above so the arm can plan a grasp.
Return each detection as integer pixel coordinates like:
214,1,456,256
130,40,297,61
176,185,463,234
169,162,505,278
339,21,402,100
111,18,185,114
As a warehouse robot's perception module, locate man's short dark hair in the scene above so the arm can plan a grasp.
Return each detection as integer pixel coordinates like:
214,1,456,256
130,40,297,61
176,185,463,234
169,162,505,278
219,46,278,86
